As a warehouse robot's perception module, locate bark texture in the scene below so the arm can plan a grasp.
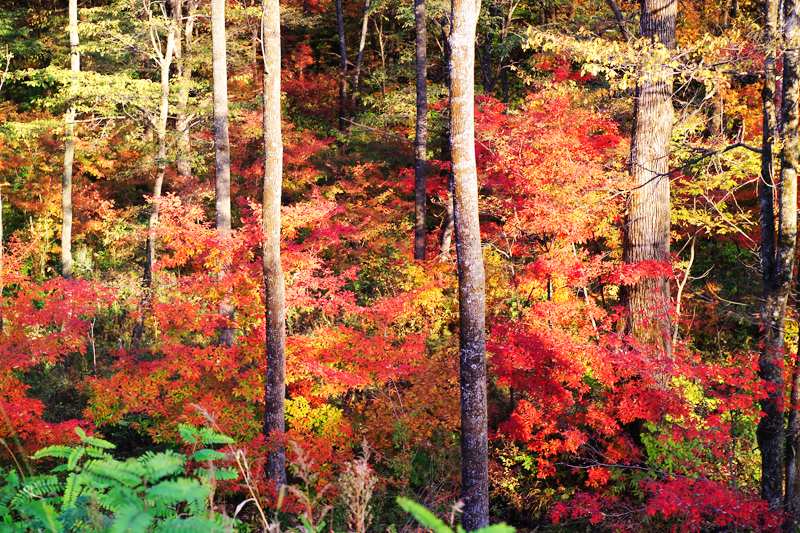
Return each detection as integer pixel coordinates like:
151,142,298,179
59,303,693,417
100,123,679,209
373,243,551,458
211,0,234,346
757,0,786,510
785,0,800,516
449,0,489,527
62,0,79,278
622,0,676,354
413,0,428,260
261,0,287,488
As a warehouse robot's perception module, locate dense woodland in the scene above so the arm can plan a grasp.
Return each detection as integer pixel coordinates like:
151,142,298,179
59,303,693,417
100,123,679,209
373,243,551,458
1,0,798,530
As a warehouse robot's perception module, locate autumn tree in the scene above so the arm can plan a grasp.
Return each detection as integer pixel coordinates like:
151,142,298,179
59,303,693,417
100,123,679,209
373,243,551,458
61,0,79,278
261,0,287,487
621,0,676,353
758,0,800,511
211,0,234,345
449,0,488,527
134,0,176,345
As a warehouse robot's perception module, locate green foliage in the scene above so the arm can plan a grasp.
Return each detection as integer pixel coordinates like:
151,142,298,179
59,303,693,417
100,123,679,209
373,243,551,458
396,497,516,533
0,426,237,532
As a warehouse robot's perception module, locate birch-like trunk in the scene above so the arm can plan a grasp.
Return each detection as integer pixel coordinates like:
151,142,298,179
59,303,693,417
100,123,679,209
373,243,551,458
62,0,79,278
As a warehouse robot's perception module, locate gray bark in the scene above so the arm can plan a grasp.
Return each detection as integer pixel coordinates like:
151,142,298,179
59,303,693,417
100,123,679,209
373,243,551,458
449,0,489,527
211,0,234,346
261,0,287,488
621,0,676,355
62,0,79,278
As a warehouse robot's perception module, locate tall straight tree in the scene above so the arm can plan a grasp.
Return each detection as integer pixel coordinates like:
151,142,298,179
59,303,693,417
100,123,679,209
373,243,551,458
62,0,79,278
785,0,800,518
621,0,676,353
211,0,234,345
413,0,427,260
449,0,489,527
261,0,287,487
759,0,800,510
757,0,782,508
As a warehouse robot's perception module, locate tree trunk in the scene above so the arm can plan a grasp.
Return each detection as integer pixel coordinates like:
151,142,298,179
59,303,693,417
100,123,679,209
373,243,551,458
621,0,676,355
135,14,176,346
449,0,489,527
62,0,79,278
605,0,630,40
413,0,428,260
336,0,348,130
211,0,234,346
439,18,454,261
353,0,370,97
174,0,196,179
261,0,287,488
757,0,785,510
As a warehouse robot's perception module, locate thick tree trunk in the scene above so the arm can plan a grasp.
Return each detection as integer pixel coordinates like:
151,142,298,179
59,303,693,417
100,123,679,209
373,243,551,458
757,0,785,510
173,0,196,179
211,0,234,346
414,0,428,260
353,0,370,97
261,0,287,488
62,0,79,278
621,0,675,355
449,0,489,527
336,0,348,130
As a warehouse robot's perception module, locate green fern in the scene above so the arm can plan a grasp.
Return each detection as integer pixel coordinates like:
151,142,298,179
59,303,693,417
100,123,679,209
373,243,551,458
396,497,516,533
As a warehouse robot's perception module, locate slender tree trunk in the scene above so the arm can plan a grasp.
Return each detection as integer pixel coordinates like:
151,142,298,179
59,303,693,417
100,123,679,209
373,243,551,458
413,0,428,260
174,0,196,179
211,0,234,346
62,0,79,278
374,18,385,95
449,0,489,527
261,0,287,488
621,0,676,355
758,0,785,509
336,0,348,130
439,18,454,260
353,0,370,97
135,13,176,346
605,0,630,40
